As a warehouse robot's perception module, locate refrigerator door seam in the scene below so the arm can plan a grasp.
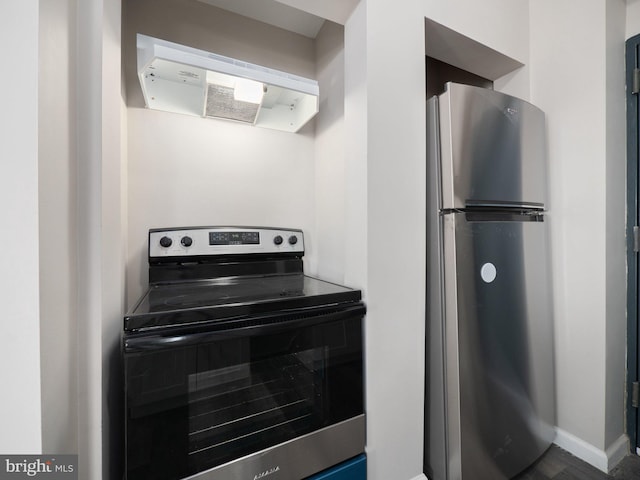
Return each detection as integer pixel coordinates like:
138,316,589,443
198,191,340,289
442,213,463,480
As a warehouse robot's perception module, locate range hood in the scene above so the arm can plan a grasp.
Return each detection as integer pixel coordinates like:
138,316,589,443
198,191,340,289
136,34,319,133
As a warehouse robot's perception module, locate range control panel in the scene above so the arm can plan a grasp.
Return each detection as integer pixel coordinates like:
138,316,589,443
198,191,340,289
149,226,304,258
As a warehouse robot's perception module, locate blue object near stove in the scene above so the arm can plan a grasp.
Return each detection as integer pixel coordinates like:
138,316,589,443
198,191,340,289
307,454,366,479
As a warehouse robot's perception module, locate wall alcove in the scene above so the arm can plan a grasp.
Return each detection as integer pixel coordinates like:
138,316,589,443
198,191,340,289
122,0,349,306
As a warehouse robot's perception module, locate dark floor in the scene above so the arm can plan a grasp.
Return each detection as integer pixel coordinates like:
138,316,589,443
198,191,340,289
513,445,640,479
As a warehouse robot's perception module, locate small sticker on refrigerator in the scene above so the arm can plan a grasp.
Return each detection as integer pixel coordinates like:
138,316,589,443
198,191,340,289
480,263,497,283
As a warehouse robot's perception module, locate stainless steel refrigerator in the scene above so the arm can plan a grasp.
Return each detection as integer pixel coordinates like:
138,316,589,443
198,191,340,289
425,83,555,480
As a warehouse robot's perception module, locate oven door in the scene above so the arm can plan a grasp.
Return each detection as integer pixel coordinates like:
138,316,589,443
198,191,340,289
123,303,365,480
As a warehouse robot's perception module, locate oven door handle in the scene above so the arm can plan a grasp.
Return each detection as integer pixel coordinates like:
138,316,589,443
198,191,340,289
124,303,366,352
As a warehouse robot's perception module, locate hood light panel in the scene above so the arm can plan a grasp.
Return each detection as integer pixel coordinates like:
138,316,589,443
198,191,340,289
137,34,319,133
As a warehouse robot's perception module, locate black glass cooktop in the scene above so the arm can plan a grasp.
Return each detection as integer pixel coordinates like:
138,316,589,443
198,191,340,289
124,274,361,331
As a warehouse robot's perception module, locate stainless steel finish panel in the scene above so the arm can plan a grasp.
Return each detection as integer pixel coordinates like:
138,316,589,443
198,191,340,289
443,214,555,480
438,83,547,209
149,226,304,258
184,415,366,480
426,84,554,480
425,96,449,480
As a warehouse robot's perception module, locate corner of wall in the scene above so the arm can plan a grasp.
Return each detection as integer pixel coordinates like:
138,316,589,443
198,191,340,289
606,434,630,472
604,0,628,451
313,20,346,283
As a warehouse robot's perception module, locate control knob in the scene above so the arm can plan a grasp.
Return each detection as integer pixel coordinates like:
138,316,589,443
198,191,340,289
159,236,172,248
181,236,193,247
273,235,283,246
288,235,298,245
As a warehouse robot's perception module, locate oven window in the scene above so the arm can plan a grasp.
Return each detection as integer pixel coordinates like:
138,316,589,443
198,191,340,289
124,315,363,480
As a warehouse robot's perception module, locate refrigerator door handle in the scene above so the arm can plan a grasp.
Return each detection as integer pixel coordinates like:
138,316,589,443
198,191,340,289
462,210,544,223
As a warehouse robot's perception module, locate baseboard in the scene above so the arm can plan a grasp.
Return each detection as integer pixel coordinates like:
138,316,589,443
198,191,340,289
554,428,630,473
409,474,428,480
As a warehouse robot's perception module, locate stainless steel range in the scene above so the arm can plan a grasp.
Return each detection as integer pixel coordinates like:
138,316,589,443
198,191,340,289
123,226,366,480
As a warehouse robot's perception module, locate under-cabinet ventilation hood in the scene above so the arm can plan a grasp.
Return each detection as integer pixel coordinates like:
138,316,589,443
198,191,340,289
136,34,319,133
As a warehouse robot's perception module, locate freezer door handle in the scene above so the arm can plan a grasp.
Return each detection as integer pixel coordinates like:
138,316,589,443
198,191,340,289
462,210,544,222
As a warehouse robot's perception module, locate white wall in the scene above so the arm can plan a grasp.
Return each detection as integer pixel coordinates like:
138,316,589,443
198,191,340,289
0,0,42,454
38,0,78,455
76,0,124,478
343,1,368,294
628,0,640,38
354,0,428,476
605,0,627,456
37,0,124,476
101,0,125,478
530,0,628,471
314,21,346,283
126,110,317,301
